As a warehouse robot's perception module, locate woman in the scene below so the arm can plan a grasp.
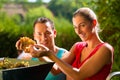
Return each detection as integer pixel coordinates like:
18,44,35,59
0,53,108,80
30,7,114,80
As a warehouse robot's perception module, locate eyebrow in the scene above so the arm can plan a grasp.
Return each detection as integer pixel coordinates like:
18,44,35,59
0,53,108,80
73,22,86,27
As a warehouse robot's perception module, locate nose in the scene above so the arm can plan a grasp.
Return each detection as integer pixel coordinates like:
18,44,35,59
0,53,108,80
41,34,47,42
76,27,82,34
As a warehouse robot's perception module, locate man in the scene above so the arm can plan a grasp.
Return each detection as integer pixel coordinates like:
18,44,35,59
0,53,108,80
16,17,68,80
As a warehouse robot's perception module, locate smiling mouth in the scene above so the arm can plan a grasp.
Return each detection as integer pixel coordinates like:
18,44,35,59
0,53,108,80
79,34,85,37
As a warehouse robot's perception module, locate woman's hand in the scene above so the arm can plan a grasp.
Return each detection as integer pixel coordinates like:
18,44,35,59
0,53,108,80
29,44,50,58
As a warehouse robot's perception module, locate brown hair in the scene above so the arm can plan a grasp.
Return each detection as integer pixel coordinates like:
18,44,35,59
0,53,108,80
73,7,101,32
33,17,55,30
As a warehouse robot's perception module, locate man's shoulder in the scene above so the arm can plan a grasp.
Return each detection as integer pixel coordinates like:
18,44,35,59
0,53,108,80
59,48,68,53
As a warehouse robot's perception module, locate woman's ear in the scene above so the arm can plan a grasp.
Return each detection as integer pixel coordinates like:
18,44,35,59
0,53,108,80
92,19,97,27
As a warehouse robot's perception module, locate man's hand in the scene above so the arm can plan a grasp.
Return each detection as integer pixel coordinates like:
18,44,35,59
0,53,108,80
15,37,36,53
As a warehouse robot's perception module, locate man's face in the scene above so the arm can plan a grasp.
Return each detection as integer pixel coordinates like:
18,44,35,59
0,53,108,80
34,23,56,48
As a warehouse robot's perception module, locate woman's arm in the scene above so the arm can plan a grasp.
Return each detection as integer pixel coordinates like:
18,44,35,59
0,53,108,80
30,43,113,80
48,44,113,80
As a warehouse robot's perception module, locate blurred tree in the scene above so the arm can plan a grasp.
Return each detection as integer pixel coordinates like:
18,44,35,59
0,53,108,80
26,5,54,22
96,0,120,71
0,13,21,58
47,0,97,21
21,5,54,38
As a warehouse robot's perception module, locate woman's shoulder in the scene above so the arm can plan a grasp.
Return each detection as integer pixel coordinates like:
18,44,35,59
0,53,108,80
103,43,114,53
98,42,114,56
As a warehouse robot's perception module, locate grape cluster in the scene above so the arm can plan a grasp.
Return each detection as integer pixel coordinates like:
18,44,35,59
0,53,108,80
0,59,29,69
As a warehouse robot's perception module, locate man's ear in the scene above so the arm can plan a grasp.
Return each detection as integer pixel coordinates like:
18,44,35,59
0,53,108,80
53,30,57,38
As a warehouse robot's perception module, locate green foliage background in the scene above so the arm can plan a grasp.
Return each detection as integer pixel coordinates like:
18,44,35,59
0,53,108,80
0,0,120,78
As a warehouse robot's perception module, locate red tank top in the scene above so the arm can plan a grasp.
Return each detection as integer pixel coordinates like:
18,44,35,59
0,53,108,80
72,42,113,80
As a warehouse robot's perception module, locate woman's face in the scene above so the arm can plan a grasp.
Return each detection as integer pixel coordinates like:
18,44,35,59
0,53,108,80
33,23,56,48
72,15,95,41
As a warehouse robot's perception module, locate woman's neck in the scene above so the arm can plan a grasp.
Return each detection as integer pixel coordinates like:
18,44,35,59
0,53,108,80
86,35,103,49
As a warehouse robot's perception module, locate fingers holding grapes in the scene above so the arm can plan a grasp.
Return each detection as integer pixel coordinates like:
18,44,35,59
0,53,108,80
15,37,51,58
29,44,50,58
16,40,23,50
15,37,36,53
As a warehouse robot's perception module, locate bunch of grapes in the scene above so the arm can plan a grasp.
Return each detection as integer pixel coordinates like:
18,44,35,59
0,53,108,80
16,37,36,53
0,59,29,69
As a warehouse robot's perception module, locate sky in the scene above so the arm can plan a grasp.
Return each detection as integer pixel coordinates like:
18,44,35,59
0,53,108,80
28,0,51,3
